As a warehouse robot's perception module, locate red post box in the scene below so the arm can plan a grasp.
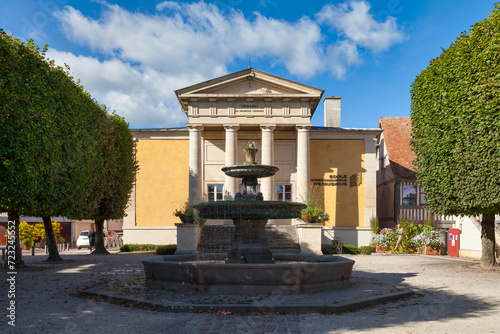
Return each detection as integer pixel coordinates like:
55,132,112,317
448,228,460,257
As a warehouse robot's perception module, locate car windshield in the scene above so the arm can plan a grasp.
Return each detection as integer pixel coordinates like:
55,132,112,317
80,231,88,236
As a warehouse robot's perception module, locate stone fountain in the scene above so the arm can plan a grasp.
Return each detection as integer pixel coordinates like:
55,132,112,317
142,142,354,295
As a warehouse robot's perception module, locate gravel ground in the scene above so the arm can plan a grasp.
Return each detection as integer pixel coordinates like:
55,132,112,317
1,249,499,334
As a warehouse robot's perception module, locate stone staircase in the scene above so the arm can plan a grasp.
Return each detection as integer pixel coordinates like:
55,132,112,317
196,225,300,254
196,226,233,254
266,226,301,254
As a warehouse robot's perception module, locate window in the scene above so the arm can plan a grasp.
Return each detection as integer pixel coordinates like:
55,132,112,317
420,188,427,205
208,184,223,202
401,184,426,206
276,185,292,202
402,184,417,205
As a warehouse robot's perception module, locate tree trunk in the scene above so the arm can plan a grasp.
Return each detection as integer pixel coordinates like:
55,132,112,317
8,211,24,268
42,216,63,262
93,219,109,255
480,213,497,268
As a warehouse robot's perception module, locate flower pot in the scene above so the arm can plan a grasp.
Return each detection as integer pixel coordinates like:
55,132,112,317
404,246,418,253
302,217,318,224
420,245,440,255
178,214,194,224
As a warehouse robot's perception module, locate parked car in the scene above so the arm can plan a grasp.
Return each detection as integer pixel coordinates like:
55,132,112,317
76,230,90,249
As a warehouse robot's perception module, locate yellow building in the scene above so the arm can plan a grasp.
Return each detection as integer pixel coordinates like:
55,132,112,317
123,68,380,247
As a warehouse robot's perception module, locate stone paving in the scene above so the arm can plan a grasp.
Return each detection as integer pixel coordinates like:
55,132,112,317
1,248,499,334
83,275,413,314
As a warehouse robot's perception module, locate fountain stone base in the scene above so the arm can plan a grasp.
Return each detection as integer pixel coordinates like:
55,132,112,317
142,253,355,295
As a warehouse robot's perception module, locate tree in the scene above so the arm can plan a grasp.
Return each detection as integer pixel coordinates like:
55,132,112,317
411,3,500,268
83,113,138,254
0,31,107,263
0,32,53,265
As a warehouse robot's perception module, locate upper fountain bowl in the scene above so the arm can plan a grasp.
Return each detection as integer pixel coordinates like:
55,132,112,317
222,164,279,178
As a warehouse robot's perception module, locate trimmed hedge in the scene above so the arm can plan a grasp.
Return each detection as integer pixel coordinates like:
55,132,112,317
119,244,176,253
155,244,177,255
322,243,375,255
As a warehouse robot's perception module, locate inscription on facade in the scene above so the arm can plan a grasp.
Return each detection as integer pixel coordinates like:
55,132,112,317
235,102,265,114
311,174,348,187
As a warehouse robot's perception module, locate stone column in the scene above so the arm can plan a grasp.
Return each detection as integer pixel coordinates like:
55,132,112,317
296,125,311,203
364,136,378,226
188,124,203,205
260,125,276,200
224,124,239,200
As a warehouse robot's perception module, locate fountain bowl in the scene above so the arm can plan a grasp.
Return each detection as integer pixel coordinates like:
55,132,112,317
221,164,278,178
194,200,306,220
142,253,355,295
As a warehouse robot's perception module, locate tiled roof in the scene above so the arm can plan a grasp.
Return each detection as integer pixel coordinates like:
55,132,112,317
379,117,416,179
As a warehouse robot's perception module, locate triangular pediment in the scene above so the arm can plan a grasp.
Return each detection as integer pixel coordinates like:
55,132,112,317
175,68,324,111
196,78,304,95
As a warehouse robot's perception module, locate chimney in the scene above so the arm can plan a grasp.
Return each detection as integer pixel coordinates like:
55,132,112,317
324,96,341,127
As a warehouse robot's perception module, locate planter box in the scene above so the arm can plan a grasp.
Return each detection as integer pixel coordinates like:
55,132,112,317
375,245,389,252
175,223,200,254
420,245,441,255
404,246,418,253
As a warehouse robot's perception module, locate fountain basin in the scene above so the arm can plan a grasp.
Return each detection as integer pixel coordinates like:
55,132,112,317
194,201,306,220
142,253,354,295
222,164,278,178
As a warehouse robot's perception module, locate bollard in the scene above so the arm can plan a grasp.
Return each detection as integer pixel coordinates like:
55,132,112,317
45,245,48,254
32,245,35,256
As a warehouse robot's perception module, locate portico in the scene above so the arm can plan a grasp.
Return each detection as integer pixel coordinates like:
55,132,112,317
176,68,323,206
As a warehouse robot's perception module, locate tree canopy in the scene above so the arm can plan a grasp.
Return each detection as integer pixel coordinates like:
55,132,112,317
0,31,136,262
410,3,500,267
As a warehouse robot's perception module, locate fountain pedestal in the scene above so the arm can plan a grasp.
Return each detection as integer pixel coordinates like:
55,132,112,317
227,219,274,263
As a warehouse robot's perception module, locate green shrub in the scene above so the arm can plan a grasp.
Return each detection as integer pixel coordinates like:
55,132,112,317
369,216,379,234
321,244,335,255
120,244,131,252
358,245,375,254
155,244,177,255
342,244,359,255
119,244,162,252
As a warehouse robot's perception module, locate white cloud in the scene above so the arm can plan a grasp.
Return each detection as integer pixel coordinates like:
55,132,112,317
317,1,405,53
49,1,405,128
45,49,191,128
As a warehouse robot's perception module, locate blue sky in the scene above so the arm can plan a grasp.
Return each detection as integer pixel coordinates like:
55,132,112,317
1,0,497,129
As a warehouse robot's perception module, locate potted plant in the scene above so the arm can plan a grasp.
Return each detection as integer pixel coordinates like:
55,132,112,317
413,227,444,255
371,233,388,252
300,196,329,224
174,202,205,225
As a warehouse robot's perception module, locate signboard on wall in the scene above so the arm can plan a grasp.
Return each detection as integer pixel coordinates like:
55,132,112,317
311,173,362,187
235,102,264,114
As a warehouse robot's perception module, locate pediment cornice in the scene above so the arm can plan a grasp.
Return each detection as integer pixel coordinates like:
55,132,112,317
175,68,324,113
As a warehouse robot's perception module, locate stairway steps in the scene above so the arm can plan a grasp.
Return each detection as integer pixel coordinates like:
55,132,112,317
197,225,300,254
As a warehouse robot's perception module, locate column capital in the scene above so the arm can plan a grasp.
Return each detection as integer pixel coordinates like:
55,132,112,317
187,124,203,130
296,124,312,131
223,124,240,131
260,124,276,131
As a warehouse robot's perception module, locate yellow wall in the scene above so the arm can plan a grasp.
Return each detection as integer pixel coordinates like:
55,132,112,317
135,140,189,226
310,140,365,227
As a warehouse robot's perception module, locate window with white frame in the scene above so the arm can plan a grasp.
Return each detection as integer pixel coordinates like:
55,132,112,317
207,184,223,202
276,184,292,202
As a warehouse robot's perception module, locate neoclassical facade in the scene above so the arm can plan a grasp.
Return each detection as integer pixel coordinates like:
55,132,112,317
124,68,381,246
